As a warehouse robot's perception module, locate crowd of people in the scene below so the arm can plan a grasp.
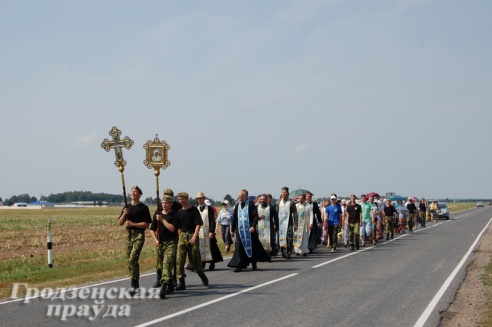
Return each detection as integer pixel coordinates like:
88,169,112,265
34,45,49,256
117,186,441,300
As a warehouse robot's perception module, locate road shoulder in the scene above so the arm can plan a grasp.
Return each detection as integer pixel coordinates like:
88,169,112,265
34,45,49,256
440,224,492,326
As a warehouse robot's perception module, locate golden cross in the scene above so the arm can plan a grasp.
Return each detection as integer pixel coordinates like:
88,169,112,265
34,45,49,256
101,126,134,172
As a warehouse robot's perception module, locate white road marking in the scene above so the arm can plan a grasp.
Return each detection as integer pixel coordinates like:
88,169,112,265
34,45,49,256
134,273,299,327
413,217,492,327
0,255,234,305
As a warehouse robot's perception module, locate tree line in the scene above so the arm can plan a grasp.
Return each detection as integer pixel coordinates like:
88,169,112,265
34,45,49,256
1,191,125,206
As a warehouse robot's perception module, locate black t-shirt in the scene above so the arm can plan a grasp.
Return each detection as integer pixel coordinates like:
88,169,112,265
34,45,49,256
177,206,203,233
150,210,180,242
384,206,397,217
120,203,152,231
172,201,182,212
407,203,417,214
419,203,426,211
346,203,362,224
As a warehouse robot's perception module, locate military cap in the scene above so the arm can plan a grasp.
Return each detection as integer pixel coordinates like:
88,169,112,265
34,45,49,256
163,188,174,197
177,192,189,198
162,195,174,204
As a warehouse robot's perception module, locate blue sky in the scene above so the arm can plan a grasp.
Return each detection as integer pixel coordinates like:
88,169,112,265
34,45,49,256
1,0,491,201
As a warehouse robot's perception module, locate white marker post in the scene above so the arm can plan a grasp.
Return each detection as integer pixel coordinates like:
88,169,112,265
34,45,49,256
47,219,53,268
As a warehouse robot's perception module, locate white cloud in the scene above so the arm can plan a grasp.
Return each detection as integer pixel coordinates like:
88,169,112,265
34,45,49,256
75,131,97,147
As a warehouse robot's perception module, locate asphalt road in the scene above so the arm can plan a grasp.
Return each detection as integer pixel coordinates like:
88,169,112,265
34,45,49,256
1,206,491,327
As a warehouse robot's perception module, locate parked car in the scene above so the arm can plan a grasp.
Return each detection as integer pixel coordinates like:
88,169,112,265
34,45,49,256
477,202,484,208
437,202,450,220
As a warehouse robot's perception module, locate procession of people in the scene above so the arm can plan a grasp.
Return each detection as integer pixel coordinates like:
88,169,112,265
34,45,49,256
118,186,440,299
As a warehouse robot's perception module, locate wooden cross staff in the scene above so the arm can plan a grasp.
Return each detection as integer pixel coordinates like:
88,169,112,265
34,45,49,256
100,126,134,206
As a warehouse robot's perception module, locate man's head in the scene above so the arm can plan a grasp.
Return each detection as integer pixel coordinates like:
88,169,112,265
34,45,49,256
162,195,173,210
306,191,313,202
131,186,143,201
368,196,374,203
266,194,272,203
177,192,189,206
258,194,267,205
281,187,289,199
238,190,247,203
350,194,357,204
196,192,206,205
360,194,367,203
298,194,306,204
330,194,337,205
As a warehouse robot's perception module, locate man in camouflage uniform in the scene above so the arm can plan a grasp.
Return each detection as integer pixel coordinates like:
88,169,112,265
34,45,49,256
175,192,209,290
150,195,180,299
117,186,152,296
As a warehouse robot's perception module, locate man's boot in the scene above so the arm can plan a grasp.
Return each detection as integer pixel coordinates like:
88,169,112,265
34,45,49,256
355,240,360,250
199,273,209,286
166,282,174,294
152,270,162,288
128,279,139,297
209,262,215,271
159,283,167,299
391,233,394,239
386,233,390,241
176,278,186,291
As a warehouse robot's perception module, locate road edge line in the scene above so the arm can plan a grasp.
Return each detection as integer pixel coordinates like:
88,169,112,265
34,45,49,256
413,217,492,327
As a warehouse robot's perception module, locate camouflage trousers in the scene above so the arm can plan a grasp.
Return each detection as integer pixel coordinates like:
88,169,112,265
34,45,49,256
348,223,360,246
176,232,204,278
408,214,415,231
155,239,177,284
126,230,145,280
385,216,394,234
419,211,426,227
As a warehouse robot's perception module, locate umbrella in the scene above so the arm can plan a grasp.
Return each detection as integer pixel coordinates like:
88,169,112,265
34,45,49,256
289,188,310,198
389,195,407,201
365,192,379,198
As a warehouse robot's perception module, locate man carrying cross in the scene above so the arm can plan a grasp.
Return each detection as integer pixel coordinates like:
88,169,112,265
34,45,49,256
117,186,152,296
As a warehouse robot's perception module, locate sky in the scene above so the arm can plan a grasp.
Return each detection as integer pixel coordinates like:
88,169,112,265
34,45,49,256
1,0,491,202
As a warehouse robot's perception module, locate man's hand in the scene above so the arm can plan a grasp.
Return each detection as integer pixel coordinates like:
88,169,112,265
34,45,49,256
209,232,214,239
250,227,255,233
309,224,313,230
259,214,265,219
190,235,197,244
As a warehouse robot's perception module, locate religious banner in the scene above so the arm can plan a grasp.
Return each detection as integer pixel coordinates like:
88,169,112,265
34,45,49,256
257,205,272,252
293,203,306,251
278,201,290,248
238,201,253,258
198,207,213,262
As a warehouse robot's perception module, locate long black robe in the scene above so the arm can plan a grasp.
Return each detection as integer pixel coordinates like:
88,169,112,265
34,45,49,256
228,201,269,269
308,201,323,252
268,204,279,256
275,198,298,255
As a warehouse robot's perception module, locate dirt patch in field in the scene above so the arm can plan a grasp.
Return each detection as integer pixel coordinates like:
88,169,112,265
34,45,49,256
440,224,492,326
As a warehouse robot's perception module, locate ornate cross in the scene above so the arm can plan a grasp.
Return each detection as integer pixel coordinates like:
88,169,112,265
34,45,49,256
100,126,134,206
101,126,134,172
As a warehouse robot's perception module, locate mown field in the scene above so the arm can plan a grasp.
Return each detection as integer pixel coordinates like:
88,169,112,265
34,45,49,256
0,202,480,300
0,207,231,300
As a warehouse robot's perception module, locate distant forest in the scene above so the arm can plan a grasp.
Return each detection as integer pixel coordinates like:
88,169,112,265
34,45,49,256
1,191,238,207
2,191,125,206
